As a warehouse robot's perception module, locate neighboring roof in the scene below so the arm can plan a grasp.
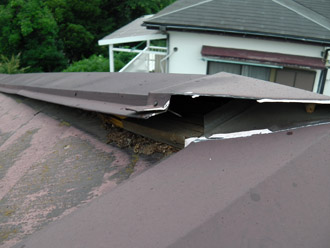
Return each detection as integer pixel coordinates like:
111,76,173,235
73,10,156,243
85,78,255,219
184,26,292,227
144,0,330,44
202,45,326,69
1,72,330,119
98,15,166,46
17,122,330,248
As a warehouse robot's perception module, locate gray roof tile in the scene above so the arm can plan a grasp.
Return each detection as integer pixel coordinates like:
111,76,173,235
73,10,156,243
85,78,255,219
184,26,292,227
294,0,330,19
145,0,330,44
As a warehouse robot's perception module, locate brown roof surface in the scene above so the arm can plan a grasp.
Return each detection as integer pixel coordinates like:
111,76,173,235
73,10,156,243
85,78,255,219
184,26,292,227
1,72,330,247
0,93,161,247
1,72,330,119
17,123,330,248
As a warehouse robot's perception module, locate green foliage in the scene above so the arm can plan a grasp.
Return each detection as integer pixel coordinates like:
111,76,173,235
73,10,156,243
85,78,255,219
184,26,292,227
0,0,67,72
63,55,109,72
62,23,94,62
63,52,137,72
114,52,136,71
0,0,176,72
125,0,176,15
45,0,103,62
0,54,29,74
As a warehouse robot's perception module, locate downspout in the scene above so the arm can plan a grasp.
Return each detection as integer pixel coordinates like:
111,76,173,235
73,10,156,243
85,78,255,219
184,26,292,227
160,47,177,73
318,48,330,94
317,69,328,94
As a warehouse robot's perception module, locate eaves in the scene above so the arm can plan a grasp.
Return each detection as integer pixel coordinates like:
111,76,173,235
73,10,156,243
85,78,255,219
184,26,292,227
145,23,330,46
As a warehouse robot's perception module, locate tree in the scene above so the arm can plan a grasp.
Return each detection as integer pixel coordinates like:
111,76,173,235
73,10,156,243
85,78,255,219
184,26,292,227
0,0,176,72
0,0,67,72
45,0,176,63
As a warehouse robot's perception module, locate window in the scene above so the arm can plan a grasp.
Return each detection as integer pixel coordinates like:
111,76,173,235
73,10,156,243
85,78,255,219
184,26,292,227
207,61,315,91
275,68,315,91
207,61,271,81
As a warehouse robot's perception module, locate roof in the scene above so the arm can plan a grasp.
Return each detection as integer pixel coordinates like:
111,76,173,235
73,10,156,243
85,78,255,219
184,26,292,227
144,0,330,44
17,122,330,248
98,15,166,46
3,72,330,247
0,93,162,247
202,45,326,69
1,72,330,119
294,0,330,19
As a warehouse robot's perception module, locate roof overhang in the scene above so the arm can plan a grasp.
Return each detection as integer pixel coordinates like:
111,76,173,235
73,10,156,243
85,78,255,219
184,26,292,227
98,15,167,46
98,33,167,46
202,46,326,69
145,23,330,46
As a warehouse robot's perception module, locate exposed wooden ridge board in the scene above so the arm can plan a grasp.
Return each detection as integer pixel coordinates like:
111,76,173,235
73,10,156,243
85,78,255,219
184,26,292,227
106,113,204,148
204,99,254,137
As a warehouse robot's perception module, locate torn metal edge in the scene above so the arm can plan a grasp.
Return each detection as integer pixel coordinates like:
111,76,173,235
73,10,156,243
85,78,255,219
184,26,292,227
184,129,273,147
257,99,330,104
185,120,330,147
142,100,170,111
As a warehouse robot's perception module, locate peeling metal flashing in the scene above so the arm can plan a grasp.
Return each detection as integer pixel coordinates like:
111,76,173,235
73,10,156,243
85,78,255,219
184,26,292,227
1,72,330,121
257,99,330,104
185,129,272,147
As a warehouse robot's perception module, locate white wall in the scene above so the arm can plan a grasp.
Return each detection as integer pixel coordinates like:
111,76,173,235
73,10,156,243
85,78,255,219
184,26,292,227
167,31,324,75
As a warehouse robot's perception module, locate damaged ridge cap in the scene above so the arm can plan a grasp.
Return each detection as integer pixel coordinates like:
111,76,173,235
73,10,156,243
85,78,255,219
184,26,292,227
257,99,330,104
174,93,330,104
185,121,330,147
184,129,273,147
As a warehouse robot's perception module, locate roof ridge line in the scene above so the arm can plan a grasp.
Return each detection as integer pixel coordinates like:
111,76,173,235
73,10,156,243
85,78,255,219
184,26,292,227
147,0,214,21
272,0,330,31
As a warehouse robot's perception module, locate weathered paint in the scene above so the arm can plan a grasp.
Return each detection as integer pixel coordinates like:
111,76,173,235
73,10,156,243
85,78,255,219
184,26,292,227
15,123,330,248
0,93,160,247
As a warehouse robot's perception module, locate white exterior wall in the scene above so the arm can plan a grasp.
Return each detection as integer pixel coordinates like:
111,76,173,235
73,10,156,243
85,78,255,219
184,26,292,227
167,31,323,74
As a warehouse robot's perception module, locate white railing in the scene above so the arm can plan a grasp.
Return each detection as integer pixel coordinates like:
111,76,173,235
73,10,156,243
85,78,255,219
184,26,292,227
117,46,167,73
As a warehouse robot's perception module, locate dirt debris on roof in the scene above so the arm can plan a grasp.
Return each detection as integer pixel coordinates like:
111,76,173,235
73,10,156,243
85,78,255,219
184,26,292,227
99,114,180,156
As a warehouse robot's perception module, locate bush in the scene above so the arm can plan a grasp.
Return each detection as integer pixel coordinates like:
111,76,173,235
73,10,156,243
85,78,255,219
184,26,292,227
0,54,29,74
63,52,136,72
63,54,109,72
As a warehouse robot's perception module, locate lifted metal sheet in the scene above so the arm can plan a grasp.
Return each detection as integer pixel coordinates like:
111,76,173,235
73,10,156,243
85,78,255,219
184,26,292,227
1,72,330,120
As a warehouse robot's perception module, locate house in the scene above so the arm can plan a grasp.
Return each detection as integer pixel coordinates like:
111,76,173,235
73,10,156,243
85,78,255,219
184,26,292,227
99,0,330,95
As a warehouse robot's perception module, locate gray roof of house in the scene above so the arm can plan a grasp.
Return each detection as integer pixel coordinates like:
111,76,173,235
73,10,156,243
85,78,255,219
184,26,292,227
98,15,166,45
144,0,330,44
295,0,330,19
